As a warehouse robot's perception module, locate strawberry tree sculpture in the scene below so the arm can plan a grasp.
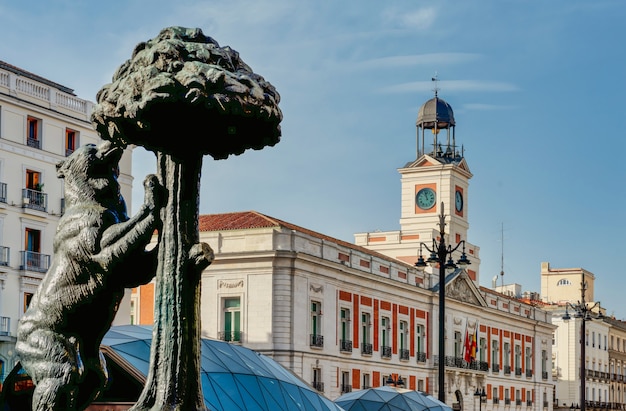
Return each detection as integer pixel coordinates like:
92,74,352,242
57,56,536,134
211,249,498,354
91,26,282,410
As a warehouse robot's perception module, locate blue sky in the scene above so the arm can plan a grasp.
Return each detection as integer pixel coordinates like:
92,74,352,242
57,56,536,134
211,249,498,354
3,1,626,317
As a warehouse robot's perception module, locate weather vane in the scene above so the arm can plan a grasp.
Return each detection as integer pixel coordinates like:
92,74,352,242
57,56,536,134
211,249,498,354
431,72,439,97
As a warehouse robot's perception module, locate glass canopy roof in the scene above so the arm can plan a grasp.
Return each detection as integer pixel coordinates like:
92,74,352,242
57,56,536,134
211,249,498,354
335,386,452,411
103,325,344,411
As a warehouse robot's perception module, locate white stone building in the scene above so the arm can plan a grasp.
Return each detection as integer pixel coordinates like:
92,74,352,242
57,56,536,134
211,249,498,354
134,92,556,411
0,61,134,383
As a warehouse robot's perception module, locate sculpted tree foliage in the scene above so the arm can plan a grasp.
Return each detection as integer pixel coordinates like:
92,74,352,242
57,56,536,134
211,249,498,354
91,26,282,410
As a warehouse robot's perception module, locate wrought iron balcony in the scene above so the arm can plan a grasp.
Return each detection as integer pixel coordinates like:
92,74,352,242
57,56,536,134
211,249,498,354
515,367,522,376
361,343,373,355
526,369,532,378
527,400,533,406
22,188,47,212
381,345,392,359
492,364,500,373
340,339,352,353
20,251,50,273
505,399,511,405
312,381,324,392
341,384,352,393
310,334,324,348
0,246,9,266
400,349,410,361
542,371,548,380
0,316,10,336
416,351,426,362
504,365,511,375
27,137,41,149
218,331,242,343
516,399,522,406
493,398,500,404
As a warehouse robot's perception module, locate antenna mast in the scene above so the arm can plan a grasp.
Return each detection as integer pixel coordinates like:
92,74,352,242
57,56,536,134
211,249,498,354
500,222,505,288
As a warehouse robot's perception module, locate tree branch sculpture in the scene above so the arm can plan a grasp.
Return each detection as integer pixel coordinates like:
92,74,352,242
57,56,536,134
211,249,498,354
91,26,282,410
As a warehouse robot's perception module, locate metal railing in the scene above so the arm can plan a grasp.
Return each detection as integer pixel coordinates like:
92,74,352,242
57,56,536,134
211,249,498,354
218,331,242,343
515,367,522,376
381,345,392,359
526,369,532,378
27,137,41,149
492,364,500,373
340,340,352,353
400,349,410,361
22,188,47,212
341,384,352,393
312,382,324,392
416,351,427,363
361,343,373,355
310,334,324,348
542,371,548,380
504,365,511,375
0,317,9,336
0,246,9,266
20,251,50,273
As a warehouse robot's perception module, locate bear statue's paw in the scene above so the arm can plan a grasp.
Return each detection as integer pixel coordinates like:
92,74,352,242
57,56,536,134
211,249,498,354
142,174,163,211
189,242,214,272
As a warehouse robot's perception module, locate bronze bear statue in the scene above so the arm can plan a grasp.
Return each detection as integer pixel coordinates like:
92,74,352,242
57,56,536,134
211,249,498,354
16,141,162,411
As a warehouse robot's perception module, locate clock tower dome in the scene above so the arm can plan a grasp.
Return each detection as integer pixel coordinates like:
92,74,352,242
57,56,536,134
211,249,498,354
355,88,480,282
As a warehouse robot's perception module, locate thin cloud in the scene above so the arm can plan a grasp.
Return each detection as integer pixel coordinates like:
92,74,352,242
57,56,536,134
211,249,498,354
383,6,438,30
379,80,519,94
358,53,481,70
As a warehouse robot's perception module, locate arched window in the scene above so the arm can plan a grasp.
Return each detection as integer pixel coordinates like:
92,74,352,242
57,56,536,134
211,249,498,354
556,279,571,286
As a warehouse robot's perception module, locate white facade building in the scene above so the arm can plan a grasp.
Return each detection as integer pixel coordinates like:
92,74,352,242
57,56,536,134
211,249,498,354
134,92,556,411
0,61,134,383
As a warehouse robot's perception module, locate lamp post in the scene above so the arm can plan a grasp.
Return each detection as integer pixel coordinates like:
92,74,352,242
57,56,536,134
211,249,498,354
475,388,487,411
415,202,471,403
562,272,603,411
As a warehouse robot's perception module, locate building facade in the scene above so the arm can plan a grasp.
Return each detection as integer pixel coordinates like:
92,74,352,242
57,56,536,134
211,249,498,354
134,92,555,411
0,61,134,383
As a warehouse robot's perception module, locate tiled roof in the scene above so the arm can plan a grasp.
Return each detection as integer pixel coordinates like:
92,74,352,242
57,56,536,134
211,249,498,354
198,211,416,270
0,60,76,95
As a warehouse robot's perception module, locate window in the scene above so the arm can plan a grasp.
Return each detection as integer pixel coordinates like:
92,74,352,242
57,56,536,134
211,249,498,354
23,228,44,271
416,324,425,361
222,297,241,342
361,312,372,355
514,345,521,371
593,332,596,347
418,379,424,392
65,128,77,156
503,342,510,367
525,346,532,374
556,278,571,286
27,116,41,149
479,337,487,362
454,331,462,357
340,308,352,352
341,371,351,393
541,350,548,375
312,368,323,392
399,320,409,360
362,373,370,389
311,301,323,347
381,316,391,358
24,292,33,312
492,340,499,370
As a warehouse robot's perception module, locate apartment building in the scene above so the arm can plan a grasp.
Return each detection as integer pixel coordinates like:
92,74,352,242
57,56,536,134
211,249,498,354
0,61,134,383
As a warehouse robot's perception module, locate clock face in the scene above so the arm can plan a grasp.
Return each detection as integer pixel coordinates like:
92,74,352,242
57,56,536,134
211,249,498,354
455,190,464,212
416,188,436,210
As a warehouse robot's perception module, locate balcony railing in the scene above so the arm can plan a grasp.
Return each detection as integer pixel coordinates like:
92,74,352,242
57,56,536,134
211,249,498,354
341,384,352,393
526,369,532,378
416,351,427,363
493,398,500,404
312,382,324,392
492,364,500,373
542,371,548,380
505,399,511,405
516,399,522,406
400,349,410,361
381,345,392,359
27,137,41,149
515,367,522,376
218,331,242,343
0,182,6,203
0,316,9,336
0,246,9,266
340,340,352,353
20,251,51,273
527,400,533,406
504,365,511,375
543,401,549,408
361,343,373,355
310,334,324,348
441,356,489,371
22,188,48,212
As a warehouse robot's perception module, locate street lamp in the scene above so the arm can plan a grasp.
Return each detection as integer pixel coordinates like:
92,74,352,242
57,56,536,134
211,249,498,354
562,272,603,411
475,388,487,411
415,202,471,403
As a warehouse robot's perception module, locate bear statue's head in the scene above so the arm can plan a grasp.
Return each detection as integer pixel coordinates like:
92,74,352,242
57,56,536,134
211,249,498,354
56,141,126,211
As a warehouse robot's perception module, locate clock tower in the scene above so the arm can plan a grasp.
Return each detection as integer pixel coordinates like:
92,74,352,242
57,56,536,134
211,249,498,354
355,90,480,282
